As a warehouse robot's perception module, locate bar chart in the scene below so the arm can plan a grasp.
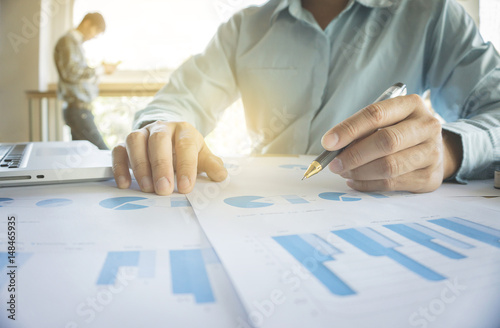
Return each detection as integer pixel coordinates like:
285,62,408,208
384,223,473,259
271,217,500,297
272,234,356,296
97,251,156,285
333,227,446,281
430,217,500,248
170,249,216,303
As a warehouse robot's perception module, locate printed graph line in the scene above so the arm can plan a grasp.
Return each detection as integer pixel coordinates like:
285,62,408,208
333,228,446,281
273,234,356,296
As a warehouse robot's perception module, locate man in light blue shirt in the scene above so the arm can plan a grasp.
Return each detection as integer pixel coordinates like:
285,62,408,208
112,0,500,195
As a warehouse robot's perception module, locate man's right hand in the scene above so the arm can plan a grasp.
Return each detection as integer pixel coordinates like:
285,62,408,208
112,121,228,195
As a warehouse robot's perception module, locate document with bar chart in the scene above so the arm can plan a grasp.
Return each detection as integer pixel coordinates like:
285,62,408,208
188,156,500,328
0,181,246,328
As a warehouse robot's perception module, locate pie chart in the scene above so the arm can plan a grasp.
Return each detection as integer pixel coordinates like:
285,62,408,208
0,198,14,207
99,197,153,210
36,198,73,207
319,192,361,202
224,196,274,208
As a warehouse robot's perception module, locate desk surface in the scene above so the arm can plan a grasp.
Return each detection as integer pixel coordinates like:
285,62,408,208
0,155,499,328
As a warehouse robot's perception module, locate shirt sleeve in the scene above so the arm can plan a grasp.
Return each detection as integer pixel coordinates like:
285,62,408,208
132,14,242,136
54,36,97,84
424,0,500,183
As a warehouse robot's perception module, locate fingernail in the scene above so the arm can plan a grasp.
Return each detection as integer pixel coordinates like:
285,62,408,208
140,176,153,192
178,175,190,191
217,169,228,181
117,175,127,188
329,158,343,173
322,133,339,150
156,177,170,194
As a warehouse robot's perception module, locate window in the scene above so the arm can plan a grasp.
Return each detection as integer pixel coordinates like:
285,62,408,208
72,0,266,153
479,0,500,50
74,0,267,70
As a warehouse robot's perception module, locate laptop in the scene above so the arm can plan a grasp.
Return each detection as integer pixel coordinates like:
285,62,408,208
0,141,114,187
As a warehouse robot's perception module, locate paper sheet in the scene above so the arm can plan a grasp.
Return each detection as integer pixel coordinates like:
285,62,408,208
187,156,500,328
0,181,247,328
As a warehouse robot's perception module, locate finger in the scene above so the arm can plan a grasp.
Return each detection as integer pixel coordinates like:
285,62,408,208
322,94,425,151
147,123,175,196
198,145,228,182
125,128,154,193
340,140,442,180
111,143,132,189
346,164,443,193
174,123,202,194
330,115,441,173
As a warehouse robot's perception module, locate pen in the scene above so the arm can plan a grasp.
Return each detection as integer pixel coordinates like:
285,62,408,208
302,82,408,180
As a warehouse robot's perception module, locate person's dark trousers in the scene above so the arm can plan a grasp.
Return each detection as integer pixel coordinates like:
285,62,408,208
63,103,109,150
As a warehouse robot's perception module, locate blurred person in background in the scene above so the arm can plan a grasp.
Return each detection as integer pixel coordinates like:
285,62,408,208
54,12,119,150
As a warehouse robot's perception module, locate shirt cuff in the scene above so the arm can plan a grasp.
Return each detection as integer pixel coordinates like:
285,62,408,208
132,108,181,130
442,121,495,183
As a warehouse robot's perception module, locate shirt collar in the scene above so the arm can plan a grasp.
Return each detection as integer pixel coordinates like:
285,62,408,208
70,29,84,43
270,0,395,23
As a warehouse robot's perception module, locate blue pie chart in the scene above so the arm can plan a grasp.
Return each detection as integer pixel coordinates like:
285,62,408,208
36,198,73,207
99,197,151,210
0,198,14,207
224,196,274,208
319,192,361,202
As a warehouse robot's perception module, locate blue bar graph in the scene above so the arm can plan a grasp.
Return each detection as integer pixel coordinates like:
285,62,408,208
333,228,446,281
171,197,191,208
273,234,356,296
430,217,500,248
170,249,215,303
97,251,155,285
319,192,361,202
282,195,309,204
384,223,472,259
364,192,389,199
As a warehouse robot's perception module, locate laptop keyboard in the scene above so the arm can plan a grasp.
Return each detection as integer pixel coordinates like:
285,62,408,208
0,144,27,169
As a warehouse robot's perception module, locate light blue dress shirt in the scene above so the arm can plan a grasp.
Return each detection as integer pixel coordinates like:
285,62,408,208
134,0,500,183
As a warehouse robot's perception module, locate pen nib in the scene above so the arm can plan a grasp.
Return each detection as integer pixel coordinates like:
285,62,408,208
302,161,322,180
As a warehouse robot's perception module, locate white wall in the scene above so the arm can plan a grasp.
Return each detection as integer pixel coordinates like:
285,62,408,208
0,0,73,142
458,0,479,24
0,0,42,142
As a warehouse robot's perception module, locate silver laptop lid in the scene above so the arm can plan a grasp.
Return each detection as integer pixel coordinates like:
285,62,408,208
0,141,113,187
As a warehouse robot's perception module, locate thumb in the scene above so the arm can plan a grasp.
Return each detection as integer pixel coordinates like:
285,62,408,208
198,145,228,182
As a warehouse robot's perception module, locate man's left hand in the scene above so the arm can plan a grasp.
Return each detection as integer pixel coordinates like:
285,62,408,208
321,94,462,193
